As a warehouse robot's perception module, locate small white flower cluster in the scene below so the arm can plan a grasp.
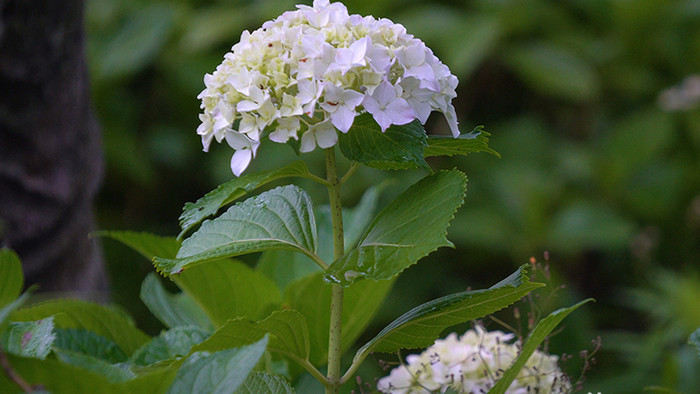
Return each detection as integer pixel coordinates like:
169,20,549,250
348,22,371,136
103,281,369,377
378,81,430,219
197,0,459,175
377,326,571,394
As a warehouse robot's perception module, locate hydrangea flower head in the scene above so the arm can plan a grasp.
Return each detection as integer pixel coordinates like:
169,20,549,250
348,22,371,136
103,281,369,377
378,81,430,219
197,0,460,175
377,325,571,393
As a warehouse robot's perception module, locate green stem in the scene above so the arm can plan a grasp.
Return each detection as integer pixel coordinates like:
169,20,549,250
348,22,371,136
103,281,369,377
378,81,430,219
325,147,345,394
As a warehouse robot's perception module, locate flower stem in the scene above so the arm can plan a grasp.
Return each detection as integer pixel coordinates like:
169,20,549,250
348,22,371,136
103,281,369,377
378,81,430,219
325,147,345,394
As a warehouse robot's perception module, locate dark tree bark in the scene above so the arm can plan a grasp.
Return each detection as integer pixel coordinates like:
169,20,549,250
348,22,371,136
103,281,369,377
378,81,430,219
0,0,107,298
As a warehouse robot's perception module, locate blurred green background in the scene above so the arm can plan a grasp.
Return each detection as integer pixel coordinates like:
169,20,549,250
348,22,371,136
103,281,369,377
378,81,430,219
89,0,700,392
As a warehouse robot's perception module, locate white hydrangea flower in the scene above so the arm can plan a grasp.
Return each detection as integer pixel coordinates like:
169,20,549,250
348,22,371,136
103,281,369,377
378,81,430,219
197,0,461,175
377,326,571,394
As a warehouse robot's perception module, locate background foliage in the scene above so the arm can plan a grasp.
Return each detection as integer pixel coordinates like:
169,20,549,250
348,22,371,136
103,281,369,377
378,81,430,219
88,0,700,392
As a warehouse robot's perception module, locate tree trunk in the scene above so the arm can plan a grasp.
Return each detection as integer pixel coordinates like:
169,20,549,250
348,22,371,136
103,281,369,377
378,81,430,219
0,0,107,298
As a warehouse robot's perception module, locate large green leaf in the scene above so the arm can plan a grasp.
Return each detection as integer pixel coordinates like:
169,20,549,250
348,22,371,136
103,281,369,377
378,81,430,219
1,317,55,359
235,372,294,394
339,113,430,170
256,184,385,290
193,310,309,363
98,231,181,260
54,328,128,363
167,336,268,394
10,300,149,355
140,273,214,331
489,299,593,394
0,248,23,308
155,185,319,276
424,126,500,158
175,260,282,327
353,266,542,365
284,273,394,366
178,161,312,238
130,326,210,366
326,170,466,286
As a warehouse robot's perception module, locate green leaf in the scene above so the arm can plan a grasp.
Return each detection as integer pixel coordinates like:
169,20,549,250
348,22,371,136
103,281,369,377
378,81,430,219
53,328,128,363
235,372,294,394
690,328,700,358
326,170,466,286
167,336,268,394
1,317,55,359
97,231,181,260
256,184,385,290
353,266,543,364
53,349,135,383
155,185,319,277
0,248,23,308
178,161,312,238
11,300,149,355
140,273,214,331
193,310,309,363
284,273,393,366
339,113,429,170
175,259,282,326
424,126,500,158
489,299,594,394
131,326,211,366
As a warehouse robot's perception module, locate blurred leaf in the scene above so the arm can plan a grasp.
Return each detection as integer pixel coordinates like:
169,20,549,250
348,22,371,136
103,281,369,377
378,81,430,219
341,183,386,250
130,326,210,366
179,161,312,238
93,4,177,80
284,273,394,365
167,336,268,394
54,349,135,383
0,354,114,393
193,310,309,363
1,317,55,359
54,328,128,364
489,299,593,394
235,371,294,394
98,231,181,260
0,248,22,308
396,7,500,76
339,114,429,171
424,126,500,158
11,300,149,355
353,266,542,363
326,170,466,286
690,328,700,358
256,249,320,293
179,5,250,54
141,273,214,331
547,200,636,253
0,291,31,331
175,260,282,326
157,185,318,276
504,42,599,101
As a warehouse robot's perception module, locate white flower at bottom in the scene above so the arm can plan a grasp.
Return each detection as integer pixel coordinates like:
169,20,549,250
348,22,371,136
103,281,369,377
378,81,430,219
377,326,571,394
300,118,338,152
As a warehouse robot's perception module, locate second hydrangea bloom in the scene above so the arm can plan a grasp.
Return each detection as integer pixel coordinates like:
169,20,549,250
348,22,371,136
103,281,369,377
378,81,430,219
197,0,460,175
377,326,571,394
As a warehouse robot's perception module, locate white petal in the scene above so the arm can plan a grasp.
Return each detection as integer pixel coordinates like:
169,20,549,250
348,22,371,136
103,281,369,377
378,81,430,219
230,149,252,176
330,106,356,133
300,130,317,153
314,122,338,148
